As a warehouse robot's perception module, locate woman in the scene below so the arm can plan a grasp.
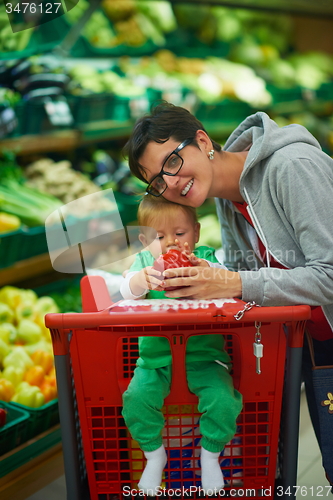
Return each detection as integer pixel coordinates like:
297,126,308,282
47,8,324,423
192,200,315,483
124,101,333,485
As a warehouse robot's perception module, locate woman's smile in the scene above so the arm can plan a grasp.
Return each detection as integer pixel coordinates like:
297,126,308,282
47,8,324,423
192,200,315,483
181,179,194,196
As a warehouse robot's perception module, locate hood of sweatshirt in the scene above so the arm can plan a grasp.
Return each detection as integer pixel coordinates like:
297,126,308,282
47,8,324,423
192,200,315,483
223,111,321,157
223,111,321,192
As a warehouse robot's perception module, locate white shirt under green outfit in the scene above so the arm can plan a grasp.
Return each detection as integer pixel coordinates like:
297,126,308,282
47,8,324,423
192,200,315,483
121,246,243,455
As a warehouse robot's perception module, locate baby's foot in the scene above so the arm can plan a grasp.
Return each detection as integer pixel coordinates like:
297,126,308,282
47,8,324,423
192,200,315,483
138,445,167,496
200,447,225,495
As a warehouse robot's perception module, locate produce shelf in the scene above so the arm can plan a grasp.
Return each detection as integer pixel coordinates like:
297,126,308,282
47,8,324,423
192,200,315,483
0,122,134,155
0,253,54,287
0,402,30,456
167,0,333,19
0,425,63,500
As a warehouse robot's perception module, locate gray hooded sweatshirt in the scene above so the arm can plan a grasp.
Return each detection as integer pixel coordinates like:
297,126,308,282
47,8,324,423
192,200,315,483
215,111,333,332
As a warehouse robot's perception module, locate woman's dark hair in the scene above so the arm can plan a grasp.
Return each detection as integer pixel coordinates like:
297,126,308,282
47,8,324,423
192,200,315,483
123,101,221,183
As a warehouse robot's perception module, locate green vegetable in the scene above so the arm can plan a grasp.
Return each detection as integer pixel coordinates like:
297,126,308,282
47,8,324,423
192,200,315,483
11,381,45,408
33,297,59,316
48,284,82,313
0,302,14,323
0,323,16,343
23,340,53,355
0,178,62,227
0,338,10,362
3,347,34,371
137,1,177,33
2,366,24,387
16,319,43,344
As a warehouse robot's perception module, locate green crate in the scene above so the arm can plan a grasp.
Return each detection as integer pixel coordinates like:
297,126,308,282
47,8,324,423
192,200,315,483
8,100,25,138
266,84,307,114
267,84,304,104
21,99,72,135
33,276,82,313
0,228,23,269
0,15,70,61
195,98,253,124
0,401,30,455
0,426,61,478
19,225,48,261
69,93,133,125
69,93,114,125
9,399,59,441
114,192,141,226
316,81,333,101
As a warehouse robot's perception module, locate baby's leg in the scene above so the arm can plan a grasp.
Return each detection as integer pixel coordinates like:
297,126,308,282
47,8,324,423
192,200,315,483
187,361,243,494
122,365,171,495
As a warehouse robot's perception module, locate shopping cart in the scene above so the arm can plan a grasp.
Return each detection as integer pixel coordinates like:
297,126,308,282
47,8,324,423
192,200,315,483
45,275,310,500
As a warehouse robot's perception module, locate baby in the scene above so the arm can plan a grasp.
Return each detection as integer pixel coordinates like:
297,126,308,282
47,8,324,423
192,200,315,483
120,195,242,496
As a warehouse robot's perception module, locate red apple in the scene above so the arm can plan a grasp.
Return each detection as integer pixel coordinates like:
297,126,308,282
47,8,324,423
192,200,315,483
153,249,194,291
0,408,7,427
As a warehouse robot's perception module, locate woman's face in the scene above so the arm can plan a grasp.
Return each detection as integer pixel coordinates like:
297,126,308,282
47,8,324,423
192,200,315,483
139,133,214,208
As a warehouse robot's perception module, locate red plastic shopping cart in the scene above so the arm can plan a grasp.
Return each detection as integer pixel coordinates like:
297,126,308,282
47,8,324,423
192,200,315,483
45,276,310,500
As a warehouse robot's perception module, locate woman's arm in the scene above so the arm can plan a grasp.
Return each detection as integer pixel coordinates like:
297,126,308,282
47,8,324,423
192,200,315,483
162,266,242,299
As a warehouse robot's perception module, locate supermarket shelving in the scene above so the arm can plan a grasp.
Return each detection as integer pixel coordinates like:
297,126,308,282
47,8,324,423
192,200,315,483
167,0,333,18
0,426,63,500
1,2,333,498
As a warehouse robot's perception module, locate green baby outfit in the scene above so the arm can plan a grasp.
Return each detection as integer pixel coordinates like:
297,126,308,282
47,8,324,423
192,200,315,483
122,245,243,453
130,246,231,369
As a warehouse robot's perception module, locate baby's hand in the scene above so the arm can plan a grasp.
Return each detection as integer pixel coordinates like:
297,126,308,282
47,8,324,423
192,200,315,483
174,240,209,267
142,266,165,291
129,266,164,296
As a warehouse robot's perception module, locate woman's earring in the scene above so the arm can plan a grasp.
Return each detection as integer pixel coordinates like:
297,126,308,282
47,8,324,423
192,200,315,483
208,149,215,160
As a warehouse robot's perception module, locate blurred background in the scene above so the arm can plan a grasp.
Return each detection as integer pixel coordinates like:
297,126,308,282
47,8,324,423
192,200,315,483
0,0,332,498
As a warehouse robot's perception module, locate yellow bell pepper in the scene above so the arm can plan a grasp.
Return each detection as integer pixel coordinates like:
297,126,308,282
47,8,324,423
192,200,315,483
1,366,24,386
0,286,37,311
0,338,10,362
0,302,14,323
16,319,42,344
0,212,21,233
11,381,45,408
3,346,34,370
15,301,37,323
0,287,23,310
40,380,57,403
22,339,53,355
30,350,54,374
24,365,45,387
0,378,15,402
0,322,17,343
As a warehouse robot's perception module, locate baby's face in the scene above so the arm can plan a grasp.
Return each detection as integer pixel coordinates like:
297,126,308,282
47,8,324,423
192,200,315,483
143,209,200,259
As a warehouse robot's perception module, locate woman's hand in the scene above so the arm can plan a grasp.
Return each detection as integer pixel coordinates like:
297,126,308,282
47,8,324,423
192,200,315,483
161,266,242,299
129,266,164,295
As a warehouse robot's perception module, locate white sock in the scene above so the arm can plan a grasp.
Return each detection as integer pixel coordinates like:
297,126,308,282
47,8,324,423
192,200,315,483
200,447,225,495
138,444,167,496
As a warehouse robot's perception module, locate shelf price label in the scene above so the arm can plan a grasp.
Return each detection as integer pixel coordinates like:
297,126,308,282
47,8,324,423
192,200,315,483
44,98,74,127
0,107,17,139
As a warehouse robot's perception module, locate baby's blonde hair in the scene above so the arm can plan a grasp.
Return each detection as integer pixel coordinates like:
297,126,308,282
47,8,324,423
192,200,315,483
137,195,198,229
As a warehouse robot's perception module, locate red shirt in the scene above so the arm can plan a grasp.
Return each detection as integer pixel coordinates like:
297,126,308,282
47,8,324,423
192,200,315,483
233,201,332,341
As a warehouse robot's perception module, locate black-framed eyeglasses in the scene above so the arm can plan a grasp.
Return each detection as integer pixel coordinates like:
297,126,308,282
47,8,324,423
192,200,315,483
146,137,193,197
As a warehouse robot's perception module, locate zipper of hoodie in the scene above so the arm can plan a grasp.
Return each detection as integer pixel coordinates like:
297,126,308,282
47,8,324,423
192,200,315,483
243,187,290,270
243,187,271,268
